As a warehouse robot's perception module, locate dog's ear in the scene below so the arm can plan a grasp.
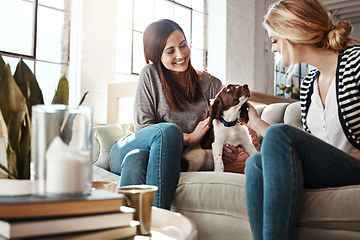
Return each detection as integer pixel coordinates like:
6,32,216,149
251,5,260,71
200,127,214,149
209,99,223,127
209,92,224,128
240,102,249,123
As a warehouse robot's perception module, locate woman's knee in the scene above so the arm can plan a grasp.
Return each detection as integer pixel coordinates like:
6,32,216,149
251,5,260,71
109,142,123,174
266,123,291,137
245,152,262,175
120,151,149,185
156,123,182,137
153,123,183,147
265,123,301,142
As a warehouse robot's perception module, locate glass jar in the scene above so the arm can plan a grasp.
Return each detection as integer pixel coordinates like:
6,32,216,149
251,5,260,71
31,105,92,197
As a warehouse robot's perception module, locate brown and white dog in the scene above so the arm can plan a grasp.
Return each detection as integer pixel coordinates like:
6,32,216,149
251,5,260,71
182,84,258,172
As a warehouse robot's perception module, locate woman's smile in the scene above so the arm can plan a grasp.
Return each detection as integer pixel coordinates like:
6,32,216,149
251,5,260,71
174,57,186,65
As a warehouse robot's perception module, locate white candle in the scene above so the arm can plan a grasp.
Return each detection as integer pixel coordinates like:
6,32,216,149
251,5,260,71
45,137,89,195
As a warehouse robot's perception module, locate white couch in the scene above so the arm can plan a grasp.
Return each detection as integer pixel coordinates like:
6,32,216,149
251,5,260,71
92,102,360,240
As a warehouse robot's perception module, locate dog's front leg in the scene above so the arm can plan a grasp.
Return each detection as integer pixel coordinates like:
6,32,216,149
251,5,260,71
212,141,224,172
242,143,258,156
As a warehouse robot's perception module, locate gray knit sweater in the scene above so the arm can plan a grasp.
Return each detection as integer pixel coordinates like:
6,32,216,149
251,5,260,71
133,64,223,133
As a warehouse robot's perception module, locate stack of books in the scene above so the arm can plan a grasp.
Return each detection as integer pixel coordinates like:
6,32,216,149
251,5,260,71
0,189,137,239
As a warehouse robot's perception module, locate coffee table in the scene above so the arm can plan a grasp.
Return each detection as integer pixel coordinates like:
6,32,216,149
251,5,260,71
135,207,197,240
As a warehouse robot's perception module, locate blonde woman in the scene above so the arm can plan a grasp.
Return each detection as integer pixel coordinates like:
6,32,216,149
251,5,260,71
245,0,360,239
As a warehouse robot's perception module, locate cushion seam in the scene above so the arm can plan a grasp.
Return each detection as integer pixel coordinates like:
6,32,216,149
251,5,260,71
177,182,245,187
298,219,360,223
172,208,249,221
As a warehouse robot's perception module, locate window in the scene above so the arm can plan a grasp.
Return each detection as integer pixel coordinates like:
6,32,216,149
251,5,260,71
113,0,207,123
116,0,207,79
0,0,71,104
274,53,314,100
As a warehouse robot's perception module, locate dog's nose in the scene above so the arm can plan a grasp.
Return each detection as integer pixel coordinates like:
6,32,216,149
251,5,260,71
243,84,248,89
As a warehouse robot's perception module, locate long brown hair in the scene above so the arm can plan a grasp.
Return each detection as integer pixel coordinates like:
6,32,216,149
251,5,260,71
143,19,202,112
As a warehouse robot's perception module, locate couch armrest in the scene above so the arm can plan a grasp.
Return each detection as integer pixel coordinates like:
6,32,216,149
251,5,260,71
257,101,302,128
259,102,290,125
255,101,302,142
92,124,129,171
284,101,302,128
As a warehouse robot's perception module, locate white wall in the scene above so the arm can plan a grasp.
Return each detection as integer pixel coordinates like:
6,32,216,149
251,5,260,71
254,0,277,94
207,0,227,82
207,0,275,94
226,0,256,87
351,22,360,40
79,0,117,124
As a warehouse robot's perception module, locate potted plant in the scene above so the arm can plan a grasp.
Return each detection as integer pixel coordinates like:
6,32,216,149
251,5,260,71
0,54,86,179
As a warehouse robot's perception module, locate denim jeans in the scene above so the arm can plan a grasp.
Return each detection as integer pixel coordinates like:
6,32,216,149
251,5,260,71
109,123,183,210
245,124,360,240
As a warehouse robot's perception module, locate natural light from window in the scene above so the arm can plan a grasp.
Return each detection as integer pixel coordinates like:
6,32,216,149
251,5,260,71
0,0,71,104
116,0,206,79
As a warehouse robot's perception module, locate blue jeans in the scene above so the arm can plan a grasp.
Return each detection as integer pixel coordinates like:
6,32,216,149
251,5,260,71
245,124,360,240
109,123,183,210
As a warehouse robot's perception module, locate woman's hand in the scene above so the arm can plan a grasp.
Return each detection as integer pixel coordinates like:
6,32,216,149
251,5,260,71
245,102,270,137
183,117,210,146
222,144,240,163
349,151,360,161
222,144,247,173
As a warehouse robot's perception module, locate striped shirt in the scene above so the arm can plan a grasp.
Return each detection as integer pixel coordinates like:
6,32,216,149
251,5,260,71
300,45,360,149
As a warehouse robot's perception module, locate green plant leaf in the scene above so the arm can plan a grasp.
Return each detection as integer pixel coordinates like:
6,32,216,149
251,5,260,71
0,64,24,127
6,141,18,179
59,92,89,144
52,75,69,105
79,91,89,106
60,113,75,144
0,166,12,179
0,64,31,179
13,59,44,118
0,54,5,77
0,53,4,65
278,84,286,90
0,162,12,177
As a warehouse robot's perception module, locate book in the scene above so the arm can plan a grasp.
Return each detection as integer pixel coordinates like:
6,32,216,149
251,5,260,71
0,222,139,240
0,209,134,239
0,189,124,220
51,224,137,240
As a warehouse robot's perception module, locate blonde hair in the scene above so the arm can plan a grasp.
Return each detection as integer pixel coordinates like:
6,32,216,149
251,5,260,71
264,0,357,53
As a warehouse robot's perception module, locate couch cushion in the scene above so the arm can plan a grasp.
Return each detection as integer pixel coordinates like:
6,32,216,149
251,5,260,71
295,227,360,240
92,124,128,170
171,172,252,240
92,165,121,183
284,101,302,128
171,171,360,240
298,185,360,231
